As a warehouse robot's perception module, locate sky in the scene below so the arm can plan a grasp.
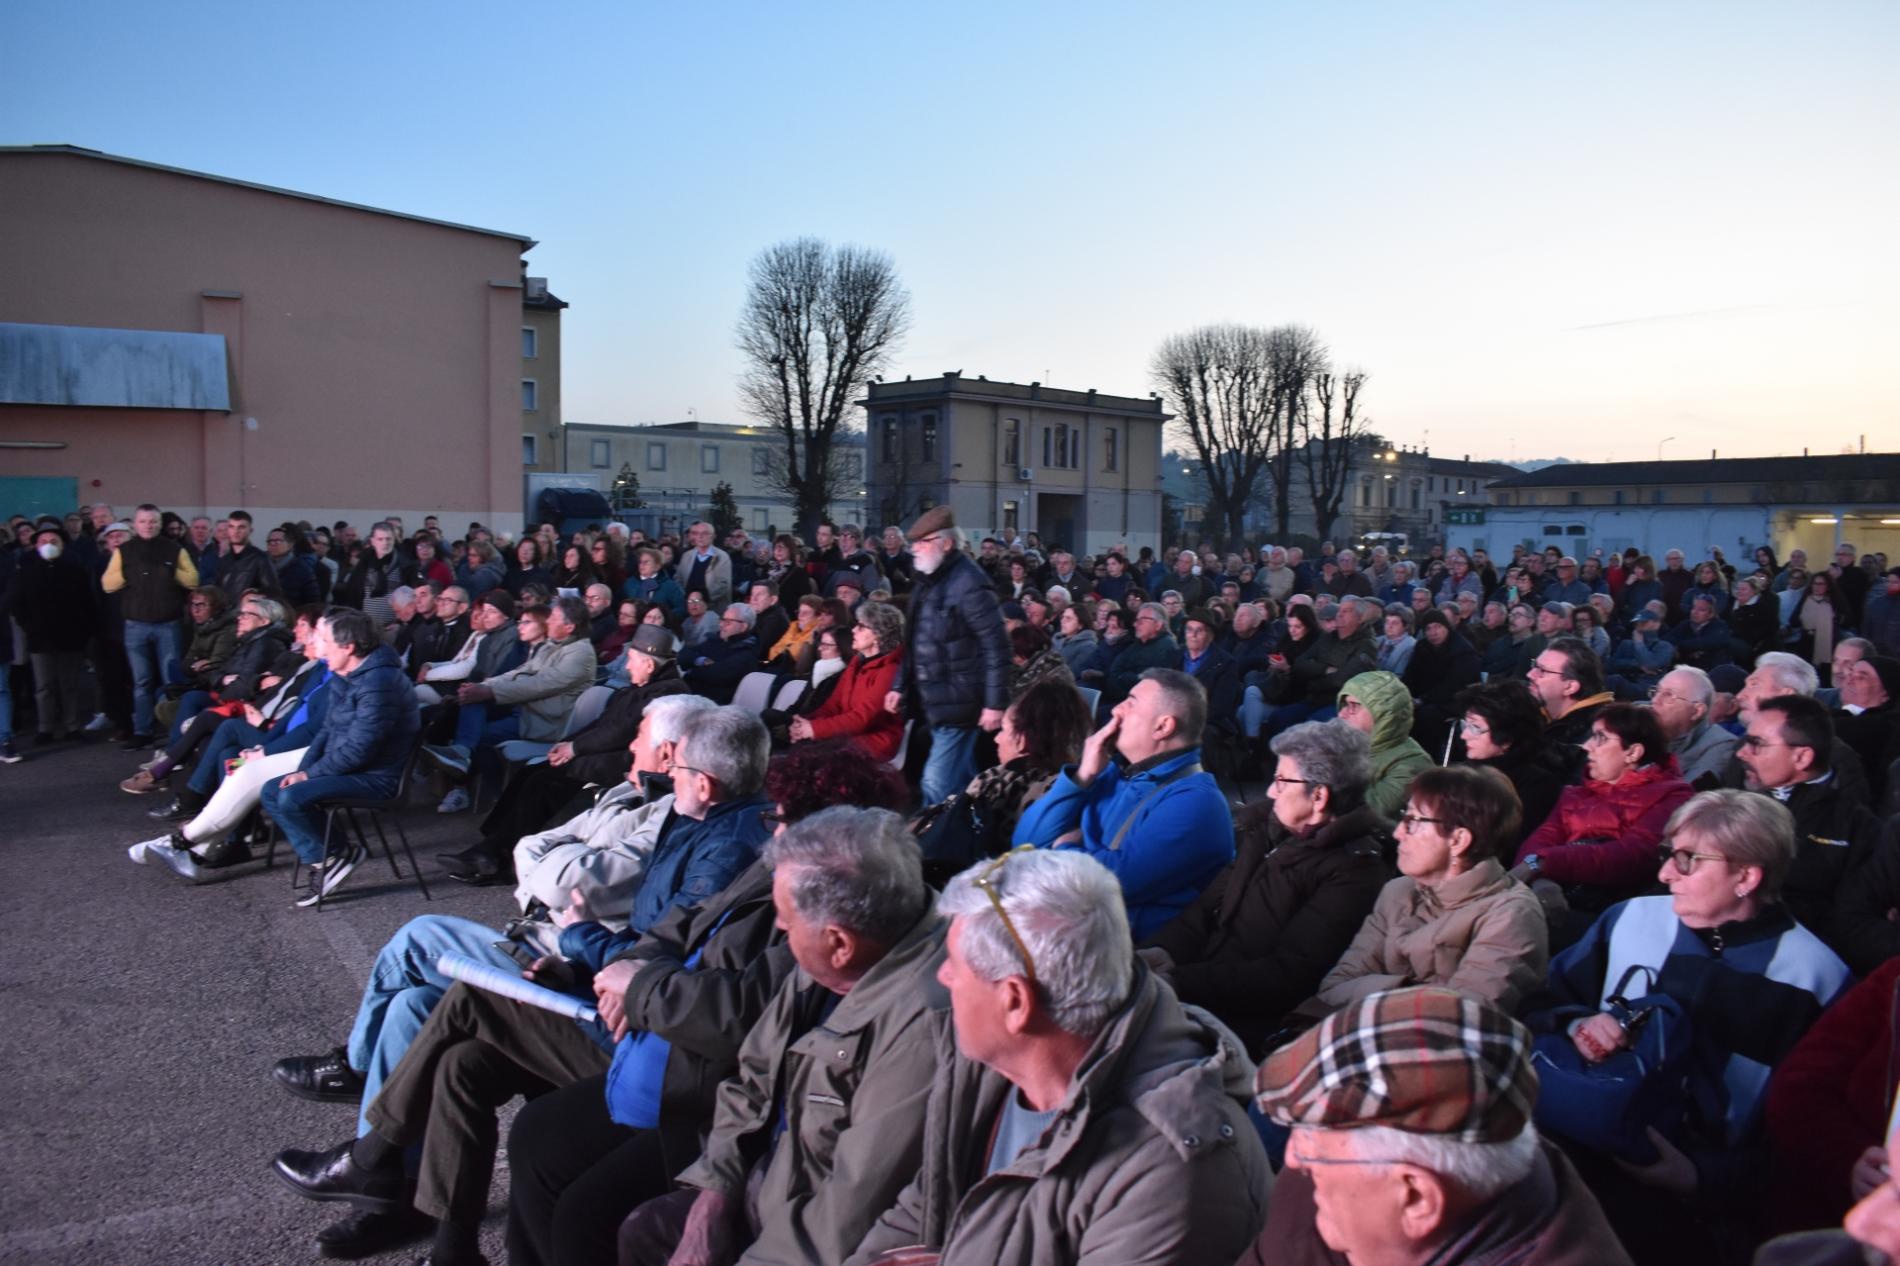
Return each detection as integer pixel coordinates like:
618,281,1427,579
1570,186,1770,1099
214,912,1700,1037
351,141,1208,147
5,0,1895,464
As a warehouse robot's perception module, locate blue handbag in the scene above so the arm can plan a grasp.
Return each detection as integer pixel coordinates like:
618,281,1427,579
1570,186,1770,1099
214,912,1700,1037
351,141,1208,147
1530,965,1691,1164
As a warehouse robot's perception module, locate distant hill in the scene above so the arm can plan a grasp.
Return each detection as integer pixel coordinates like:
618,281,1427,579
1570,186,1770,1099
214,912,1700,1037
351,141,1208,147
1495,457,1575,473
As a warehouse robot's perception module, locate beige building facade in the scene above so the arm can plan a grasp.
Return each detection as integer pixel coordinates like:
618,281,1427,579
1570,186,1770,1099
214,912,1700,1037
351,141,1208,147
0,145,544,535
520,278,566,473
861,373,1166,554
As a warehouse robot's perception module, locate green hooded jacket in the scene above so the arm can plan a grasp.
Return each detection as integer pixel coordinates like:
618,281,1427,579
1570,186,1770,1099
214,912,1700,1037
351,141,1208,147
1341,670,1434,818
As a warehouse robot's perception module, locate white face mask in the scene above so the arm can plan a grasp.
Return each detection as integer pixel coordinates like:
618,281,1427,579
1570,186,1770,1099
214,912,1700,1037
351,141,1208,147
37,542,62,560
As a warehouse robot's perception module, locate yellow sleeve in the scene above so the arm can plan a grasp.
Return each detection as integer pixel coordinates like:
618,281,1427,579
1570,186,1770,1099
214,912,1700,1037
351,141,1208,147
102,549,127,593
175,550,199,589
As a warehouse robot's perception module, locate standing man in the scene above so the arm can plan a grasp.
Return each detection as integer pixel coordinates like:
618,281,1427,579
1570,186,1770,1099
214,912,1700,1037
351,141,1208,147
886,508,1012,804
216,510,282,602
102,504,199,749
185,515,220,583
673,520,731,609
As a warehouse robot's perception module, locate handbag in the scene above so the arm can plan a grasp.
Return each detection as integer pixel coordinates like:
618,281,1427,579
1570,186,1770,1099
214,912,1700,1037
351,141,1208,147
912,793,999,888
1530,965,1690,1164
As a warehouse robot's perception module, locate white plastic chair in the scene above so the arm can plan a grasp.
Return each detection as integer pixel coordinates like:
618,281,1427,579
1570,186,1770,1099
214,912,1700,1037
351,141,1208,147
772,678,807,711
888,720,914,770
732,671,778,716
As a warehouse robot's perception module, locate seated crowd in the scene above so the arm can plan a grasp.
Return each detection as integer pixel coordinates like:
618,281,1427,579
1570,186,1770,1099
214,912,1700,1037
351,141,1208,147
7,500,1900,1265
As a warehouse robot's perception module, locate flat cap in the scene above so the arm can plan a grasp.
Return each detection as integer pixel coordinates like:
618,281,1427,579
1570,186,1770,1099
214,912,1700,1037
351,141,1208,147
1255,986,1538,1144
906,504,956,541
628,624,677,662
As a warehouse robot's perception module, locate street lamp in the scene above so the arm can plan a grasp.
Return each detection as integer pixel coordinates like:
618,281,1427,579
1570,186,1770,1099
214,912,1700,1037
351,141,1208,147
1657,437,1677,460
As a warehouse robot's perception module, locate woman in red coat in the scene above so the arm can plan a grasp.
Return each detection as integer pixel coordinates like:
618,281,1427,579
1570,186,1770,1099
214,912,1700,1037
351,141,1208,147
1512,702,1693,900
789,600,906,763
1767,957,1900,1234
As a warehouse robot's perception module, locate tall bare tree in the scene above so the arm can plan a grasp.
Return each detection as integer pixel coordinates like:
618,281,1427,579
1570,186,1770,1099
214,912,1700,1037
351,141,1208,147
736,238,910,536
1297,369,1371,544
757,433,864,523
1152,322,1325,547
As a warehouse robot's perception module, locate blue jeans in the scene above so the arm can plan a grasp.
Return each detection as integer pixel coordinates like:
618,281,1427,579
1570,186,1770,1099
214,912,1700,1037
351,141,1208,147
260,770,398,864
188,716,271,797
920,724,979,806
0,662,12,743
344,914,524,1137
124,619,181,737
452,702,519,753
168,688,214,744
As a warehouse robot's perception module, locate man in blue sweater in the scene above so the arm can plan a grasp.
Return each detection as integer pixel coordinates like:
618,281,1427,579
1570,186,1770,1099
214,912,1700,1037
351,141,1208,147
1014,667,1235,938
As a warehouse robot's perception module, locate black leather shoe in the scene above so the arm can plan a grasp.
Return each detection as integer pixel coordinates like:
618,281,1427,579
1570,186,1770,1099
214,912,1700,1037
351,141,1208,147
315,1206,432,1259
273,1047,367,1104
433,845,484,870
197,836,255,869
448,865,512,887
272,1138,403,1211
121,733,155,751
148,798,195,821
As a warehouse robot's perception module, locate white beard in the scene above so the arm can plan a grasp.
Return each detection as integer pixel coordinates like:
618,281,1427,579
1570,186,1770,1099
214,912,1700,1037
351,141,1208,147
913,550,945,575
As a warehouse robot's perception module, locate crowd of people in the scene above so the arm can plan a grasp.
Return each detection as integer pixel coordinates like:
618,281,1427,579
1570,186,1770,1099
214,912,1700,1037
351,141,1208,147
6,498,1900,1265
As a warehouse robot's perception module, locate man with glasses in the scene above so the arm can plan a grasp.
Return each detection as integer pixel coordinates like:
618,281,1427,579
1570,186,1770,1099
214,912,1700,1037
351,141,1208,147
885,507,1013,804
264,525,320,605
101,503,199,749
1528,636,1615,760
1650,666,1740,787
845,847,1269,1266
1015,668,1233,939
680,603,760,705
412,585,472,667
1736,695,1879,952
1246,986,1628,1266
1104,601,1179,711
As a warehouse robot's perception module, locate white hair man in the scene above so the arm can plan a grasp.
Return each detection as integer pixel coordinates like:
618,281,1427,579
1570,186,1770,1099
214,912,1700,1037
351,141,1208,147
1649,666,1739,786
1724,651,1871,801
674,520,733,608
845,848,1270,1266
1244,986,1631,1265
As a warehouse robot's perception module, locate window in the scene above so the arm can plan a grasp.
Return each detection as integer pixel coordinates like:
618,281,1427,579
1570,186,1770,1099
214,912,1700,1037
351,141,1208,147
1651,489,1667,504
521,435,538,465
920,413,938,462
701,445,720,474
844,451,863,479
647,442,667,471
1004,418,1021,467
750,508,767,530
1568,491,1582,505
1613,490,1625,505
1410,486,1421,510
1103,426,1118,472
752,447,770,477
1047,423,1071,469
1567,525,1587,536
880,499,898,527
521,327,537,358
880,416,899,463
1542,524,1564,536
590,440,610,469
1002,500,1019,533
521,379,538,411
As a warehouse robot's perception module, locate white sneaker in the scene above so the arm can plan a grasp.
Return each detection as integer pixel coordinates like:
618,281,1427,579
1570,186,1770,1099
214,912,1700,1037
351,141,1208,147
153,843,206,883
85,712,113,734
128,836,168,865
436,788,471,814
296,845,365,907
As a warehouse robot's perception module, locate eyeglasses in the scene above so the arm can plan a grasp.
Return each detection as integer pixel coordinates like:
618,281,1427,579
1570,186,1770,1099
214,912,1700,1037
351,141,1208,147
667,761,712,782
1458,719,1491,738
1528,661,1570,679
1271,775,1320,788
1657,844,1731,875
759,809,787,830
1739,735,1797,751
1395,812,1448,833
1582,730,1615,747
971,846,1039,987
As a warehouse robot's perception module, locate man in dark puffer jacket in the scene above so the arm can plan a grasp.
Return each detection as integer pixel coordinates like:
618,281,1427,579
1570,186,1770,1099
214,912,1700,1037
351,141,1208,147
260,609,419,905
887,508,1012,804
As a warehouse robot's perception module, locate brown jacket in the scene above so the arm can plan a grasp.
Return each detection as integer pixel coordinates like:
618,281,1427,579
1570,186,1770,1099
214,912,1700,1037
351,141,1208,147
1241,1141,1632,1266
846,968,1271,1266
1303,859,1549,1016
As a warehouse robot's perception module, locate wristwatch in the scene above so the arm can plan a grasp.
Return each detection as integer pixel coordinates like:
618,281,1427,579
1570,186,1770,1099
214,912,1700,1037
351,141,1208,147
1521,854,1542,875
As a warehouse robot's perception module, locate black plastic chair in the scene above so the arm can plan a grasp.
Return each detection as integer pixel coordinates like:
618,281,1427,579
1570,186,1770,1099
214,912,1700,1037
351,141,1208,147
271,737,433,910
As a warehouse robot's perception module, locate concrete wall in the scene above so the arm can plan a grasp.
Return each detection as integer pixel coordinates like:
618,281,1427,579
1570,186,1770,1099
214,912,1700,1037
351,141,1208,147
0,151,530,534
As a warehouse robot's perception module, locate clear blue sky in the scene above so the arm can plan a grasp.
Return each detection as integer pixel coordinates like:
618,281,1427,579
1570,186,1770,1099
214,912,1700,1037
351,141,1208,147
6,0,1895,461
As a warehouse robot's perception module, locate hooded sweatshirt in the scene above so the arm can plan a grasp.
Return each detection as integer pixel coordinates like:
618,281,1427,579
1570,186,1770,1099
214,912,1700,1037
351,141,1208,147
1342,670,1434,818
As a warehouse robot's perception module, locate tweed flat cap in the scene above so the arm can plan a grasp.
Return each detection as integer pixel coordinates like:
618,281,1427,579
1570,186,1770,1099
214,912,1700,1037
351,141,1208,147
1255,986,1538,1143
906,505,956,540
628,625,677,662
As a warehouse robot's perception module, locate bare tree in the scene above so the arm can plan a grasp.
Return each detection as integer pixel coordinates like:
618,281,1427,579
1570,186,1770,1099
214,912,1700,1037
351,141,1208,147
1261,326,1329,539
736,238,910,536
757,433,864,522
1297,369,1371,544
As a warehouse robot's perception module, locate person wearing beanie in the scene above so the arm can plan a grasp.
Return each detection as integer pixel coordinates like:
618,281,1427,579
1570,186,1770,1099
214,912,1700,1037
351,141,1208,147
1831,654,1900,806
1240,985,1630,1266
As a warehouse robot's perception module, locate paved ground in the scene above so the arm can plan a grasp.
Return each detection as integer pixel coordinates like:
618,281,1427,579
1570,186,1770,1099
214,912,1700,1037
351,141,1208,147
0,734,522,1265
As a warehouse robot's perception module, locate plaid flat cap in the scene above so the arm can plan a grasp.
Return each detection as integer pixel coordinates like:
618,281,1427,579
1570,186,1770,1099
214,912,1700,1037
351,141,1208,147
1255,986,1538,1143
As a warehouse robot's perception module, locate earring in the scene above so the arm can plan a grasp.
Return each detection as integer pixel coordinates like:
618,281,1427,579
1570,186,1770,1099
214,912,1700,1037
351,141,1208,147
1735,887,1746,897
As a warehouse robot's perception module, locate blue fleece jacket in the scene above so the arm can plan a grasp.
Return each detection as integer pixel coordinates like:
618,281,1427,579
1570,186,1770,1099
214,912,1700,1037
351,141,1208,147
1013,747,1235,939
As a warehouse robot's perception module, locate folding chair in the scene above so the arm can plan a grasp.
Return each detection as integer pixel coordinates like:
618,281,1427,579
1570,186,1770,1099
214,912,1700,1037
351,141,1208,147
731,671,778,716
270,736,433,910
888,720,914,771
1075,685,1102,719
771,678,807,711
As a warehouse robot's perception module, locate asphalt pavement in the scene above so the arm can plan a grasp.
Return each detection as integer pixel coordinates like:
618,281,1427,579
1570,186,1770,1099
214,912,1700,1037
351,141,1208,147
0,733,525,1265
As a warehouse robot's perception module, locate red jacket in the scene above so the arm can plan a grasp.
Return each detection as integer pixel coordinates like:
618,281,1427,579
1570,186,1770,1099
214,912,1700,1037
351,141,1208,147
805,647,905,762
1513,758,1693,891
1766,957,1900,1233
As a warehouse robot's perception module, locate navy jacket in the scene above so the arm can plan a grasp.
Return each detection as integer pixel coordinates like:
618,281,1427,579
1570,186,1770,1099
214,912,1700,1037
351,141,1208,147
895,551,1012,727
298,644,419,781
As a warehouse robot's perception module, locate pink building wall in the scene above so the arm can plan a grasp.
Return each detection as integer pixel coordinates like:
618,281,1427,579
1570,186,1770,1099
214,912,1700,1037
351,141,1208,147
0,149,531,534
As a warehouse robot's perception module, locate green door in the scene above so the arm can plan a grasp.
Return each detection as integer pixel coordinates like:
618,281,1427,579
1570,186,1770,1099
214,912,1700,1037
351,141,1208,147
0,477,79,522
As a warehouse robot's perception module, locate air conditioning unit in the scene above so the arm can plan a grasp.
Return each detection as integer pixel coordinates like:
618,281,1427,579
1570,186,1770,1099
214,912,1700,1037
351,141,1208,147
1018,468,1034,482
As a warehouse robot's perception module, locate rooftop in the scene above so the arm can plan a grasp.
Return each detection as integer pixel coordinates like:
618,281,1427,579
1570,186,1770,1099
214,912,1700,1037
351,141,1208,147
3,144,537,246
1487,452,1900,490
863,372,1168,418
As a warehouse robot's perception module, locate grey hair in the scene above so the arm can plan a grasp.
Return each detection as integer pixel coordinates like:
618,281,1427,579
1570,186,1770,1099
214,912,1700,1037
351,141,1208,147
763,807,928,944
441,586,469,604
1138,667,1207,746
1137,602,1169,625
1160,589,1184,603
245,596,288,625
722,603,757,630
938,849,1132,1038
1665,789,1796,902
672,705,769,797
644,693,717,747
1839,636,1876,659
1754,651,1819,697
1270,720,1373,799
853,600,905,654
389,586,417,608
1332,1123,1540,1200
1662,665,1714,713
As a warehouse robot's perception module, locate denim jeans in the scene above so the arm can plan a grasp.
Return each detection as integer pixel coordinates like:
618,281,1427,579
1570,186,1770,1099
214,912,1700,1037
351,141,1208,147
260,770,398,864
124,619,181,737
167,688,214,744
0,662,12,743
187,716,271,797
344,914,526,1137
452,702,519,753
920,724,979,806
